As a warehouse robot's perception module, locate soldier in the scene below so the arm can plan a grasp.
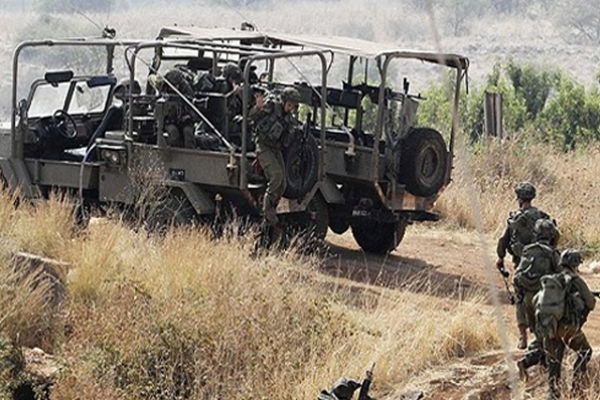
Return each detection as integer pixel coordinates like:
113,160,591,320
512,219,561,381
219,63,245,140
251,87,300,226
532,249,595,399
496,181,552,349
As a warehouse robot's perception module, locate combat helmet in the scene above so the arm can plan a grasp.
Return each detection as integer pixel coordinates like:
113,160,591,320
560,248,583,268
534,219,558,242
222,63,243,83
515,181,536,201
281,87,301,104
330,377,361,400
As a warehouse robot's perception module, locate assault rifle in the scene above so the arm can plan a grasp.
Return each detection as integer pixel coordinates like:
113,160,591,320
358,363,375,400
495,260,516,305
317,364,376,400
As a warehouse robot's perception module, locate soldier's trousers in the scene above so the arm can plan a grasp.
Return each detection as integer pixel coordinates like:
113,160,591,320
515,290,529,329
544,324,592,399
515,290,537,332
521,292,539,332
257,147,286,212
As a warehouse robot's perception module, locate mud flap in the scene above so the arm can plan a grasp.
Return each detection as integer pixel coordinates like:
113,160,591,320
165,180,214,215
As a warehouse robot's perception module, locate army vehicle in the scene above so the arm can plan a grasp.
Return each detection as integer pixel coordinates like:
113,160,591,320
0,34,330,245
157,26,470,253
0,27,469,254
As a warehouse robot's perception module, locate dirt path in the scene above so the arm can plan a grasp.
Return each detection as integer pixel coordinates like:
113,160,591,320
322,225,600,400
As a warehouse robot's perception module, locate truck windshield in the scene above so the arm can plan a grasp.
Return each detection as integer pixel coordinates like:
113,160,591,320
28,80,112,118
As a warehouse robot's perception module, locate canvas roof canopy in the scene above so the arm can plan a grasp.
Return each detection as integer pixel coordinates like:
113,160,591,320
157,26,469,70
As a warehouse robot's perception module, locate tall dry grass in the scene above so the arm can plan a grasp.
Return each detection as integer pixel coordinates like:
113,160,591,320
435,136,600,255
0,185,499,400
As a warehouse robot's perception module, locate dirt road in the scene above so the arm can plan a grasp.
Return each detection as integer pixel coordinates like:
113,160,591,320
322,225,600,400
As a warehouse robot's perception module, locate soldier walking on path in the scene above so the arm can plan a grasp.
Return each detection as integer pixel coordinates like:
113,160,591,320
496,181,553,349
511,219,561,380
518,249,595,399
251,87,301,227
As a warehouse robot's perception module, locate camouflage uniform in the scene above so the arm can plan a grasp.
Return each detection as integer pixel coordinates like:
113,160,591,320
513,220,562,390
496,181,552,349
513,219,561,331
251,87,300,225
519,249,595,400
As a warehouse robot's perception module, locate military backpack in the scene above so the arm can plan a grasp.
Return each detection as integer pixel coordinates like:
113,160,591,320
513,242,559,292
533,272,582,338
507,207,549,257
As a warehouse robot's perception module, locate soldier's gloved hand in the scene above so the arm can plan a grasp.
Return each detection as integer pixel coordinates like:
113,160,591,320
496,258,509,278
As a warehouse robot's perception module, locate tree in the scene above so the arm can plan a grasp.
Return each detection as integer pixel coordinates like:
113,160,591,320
504,59,559,122
439,0,488,36
539,76,600,149
553,0,600,44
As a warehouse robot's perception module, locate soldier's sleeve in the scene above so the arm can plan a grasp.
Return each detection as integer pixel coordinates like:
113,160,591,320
496,224,511,259
574,276,596,311
248,106,260,120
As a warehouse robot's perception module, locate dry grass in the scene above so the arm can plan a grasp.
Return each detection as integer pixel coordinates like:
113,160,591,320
436,136,600,255
0,187,499,400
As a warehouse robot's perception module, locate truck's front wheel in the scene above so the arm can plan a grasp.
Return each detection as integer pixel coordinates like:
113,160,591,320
351,218,407,254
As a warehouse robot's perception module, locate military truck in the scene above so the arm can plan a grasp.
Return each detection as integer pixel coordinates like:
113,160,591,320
0,34,331,246
0,27,469,254
157,26,470,253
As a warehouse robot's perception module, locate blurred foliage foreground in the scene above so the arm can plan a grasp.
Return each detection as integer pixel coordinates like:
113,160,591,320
0,190,497,400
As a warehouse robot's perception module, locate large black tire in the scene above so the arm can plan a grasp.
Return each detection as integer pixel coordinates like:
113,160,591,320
351,218,407,254
398,128,448,197
328,204,351,234
283,134,319,199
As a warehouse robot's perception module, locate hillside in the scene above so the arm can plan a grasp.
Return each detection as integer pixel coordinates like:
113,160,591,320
1,1,599,115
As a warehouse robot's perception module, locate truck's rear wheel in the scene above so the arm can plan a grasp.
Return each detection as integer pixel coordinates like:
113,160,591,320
398,128,448,197
145,192,196,231
351,218,407,254
328,205,351,234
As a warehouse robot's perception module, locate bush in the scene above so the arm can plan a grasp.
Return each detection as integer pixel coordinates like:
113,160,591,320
539,75,600,149
415,60,600,150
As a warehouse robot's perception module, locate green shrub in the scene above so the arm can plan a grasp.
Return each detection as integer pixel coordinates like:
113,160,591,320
539,75,600,149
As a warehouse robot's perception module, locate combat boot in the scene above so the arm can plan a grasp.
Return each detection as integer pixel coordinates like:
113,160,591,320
517,360,529,381
264,207,279,227
518,325,528,350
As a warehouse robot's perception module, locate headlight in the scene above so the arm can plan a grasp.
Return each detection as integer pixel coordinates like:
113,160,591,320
101,149,121,165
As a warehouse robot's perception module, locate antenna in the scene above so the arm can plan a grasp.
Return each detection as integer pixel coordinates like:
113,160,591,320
71,6,104,32
69,4,115,39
